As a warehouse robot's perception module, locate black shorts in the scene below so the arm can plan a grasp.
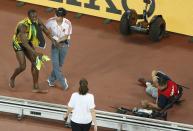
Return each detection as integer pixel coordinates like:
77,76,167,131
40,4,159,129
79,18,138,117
71,121,92,131
12,42,33,52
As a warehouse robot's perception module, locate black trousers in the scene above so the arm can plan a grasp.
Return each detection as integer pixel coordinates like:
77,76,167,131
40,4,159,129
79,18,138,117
71,121,92,131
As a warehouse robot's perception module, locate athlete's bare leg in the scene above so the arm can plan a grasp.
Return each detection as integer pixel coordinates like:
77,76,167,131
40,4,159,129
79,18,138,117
9,51,26,88
24,49,48,93
24,49,39,88
31,62,39,89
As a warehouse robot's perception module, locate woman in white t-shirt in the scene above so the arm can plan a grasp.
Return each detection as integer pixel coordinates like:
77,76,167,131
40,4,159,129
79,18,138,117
64,78,97,131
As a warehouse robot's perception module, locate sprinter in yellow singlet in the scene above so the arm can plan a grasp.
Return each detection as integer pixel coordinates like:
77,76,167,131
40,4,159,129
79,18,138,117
9,9,55,93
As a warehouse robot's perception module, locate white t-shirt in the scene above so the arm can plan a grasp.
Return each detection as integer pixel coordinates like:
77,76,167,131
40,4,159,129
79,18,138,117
68,92,96,124
46,17,72,39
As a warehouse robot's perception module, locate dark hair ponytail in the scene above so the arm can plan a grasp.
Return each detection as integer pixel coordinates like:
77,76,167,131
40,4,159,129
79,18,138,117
79,78,89,95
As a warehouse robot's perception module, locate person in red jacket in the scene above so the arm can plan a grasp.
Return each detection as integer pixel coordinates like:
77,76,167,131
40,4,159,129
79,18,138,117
157,78,179,109
141,74,179,110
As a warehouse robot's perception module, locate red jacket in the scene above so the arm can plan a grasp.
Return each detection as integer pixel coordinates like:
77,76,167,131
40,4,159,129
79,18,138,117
158,80,179,98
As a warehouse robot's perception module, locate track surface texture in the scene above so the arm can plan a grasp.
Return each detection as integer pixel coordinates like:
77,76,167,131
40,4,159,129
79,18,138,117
0,0,193,130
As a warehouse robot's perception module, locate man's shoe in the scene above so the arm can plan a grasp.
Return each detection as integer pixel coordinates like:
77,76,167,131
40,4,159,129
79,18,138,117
47,79,55,87
64,78,69,90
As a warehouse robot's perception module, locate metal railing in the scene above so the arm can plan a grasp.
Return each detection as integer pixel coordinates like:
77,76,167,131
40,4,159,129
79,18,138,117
0,95,192,131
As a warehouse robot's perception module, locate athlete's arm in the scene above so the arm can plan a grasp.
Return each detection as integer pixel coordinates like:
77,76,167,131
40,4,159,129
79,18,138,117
18,24,41,56
38,18,59,47
18,24,36,54
38,19,54,40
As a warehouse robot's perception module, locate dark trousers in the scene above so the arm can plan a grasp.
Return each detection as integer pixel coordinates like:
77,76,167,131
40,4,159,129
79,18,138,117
71,121,92,131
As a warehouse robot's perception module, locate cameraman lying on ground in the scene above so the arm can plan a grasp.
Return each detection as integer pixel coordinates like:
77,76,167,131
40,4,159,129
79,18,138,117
139,70,180,110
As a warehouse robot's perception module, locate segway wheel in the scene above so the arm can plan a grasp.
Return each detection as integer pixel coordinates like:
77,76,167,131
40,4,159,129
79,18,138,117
120,12,131,35
149,16,166,41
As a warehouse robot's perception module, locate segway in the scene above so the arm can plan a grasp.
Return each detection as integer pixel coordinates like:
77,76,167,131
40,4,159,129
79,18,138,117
120,0,166,41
